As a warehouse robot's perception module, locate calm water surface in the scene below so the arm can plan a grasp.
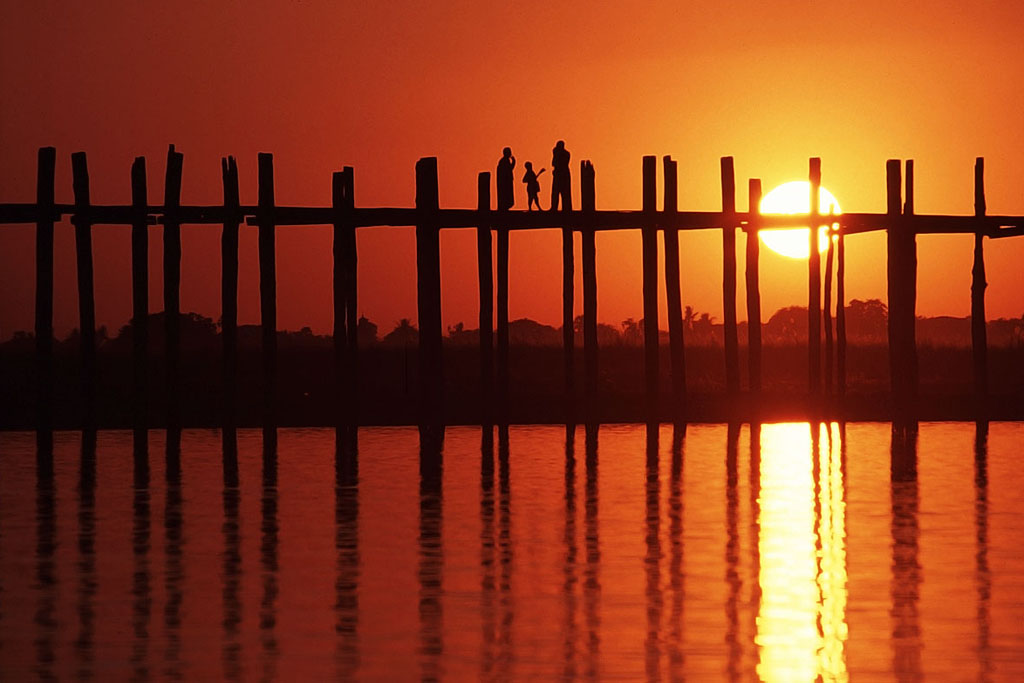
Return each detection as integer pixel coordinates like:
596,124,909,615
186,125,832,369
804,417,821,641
1,423,1022,680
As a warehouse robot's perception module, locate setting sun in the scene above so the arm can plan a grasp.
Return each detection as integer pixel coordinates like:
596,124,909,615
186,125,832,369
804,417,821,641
759,181,842,259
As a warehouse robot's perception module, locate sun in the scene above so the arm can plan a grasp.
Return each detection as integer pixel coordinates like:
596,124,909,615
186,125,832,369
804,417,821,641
758,181,841,259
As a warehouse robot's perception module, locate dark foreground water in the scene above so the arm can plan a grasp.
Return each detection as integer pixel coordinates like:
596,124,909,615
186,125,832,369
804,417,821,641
1,423,1022,680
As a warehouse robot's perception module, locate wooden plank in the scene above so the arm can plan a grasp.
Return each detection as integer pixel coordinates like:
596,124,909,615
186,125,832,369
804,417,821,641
885,159,903,425
972,157,989,413
642,156,660,423
257,153,278,429
721,157,739,396
662,157,685,421
581,160,598,424
163,144,184,429
415,157,444,440
745,179,762,395
837,230,847,399
808,158,822,397
221,156,240,431
34,147,56,432
477,172,493,426
130,156,149,430
71,152,96,428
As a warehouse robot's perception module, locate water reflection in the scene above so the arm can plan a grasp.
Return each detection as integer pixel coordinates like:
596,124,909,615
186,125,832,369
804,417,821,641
334,432,360,678
261,431,280,682
75,432,97,679
34,433,56,681
756,422,849,682
131,432,151,681
418,435,443,681
890,430,921,681
645,425,663,680
164,430,184,680
2,422,1020,679
974,424,991,682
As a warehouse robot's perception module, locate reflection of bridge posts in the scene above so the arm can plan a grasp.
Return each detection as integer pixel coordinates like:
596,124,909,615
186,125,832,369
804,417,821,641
889,429,921,680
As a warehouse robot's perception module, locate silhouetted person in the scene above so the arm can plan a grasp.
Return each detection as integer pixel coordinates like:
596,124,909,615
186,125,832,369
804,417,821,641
496,147,516,211
522,162,545,211
550,140,572,212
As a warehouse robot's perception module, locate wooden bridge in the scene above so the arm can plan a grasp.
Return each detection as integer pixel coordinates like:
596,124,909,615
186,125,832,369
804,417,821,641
2,146,1022,438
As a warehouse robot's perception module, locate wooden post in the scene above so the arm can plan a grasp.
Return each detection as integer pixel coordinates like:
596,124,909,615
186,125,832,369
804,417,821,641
562,210,575,424
581,160,598,424
642,156,660,424
257,153,278,429
416,157,444,440
972,157,988,414
721,157,739,396
333,166,357,431
477,172,493,426
903,160,919,412
808,158,822,397
130,157,149,430
746,179,763,395
663,157,686,420
163,145,184,430
824,228,835,396
885,159,904,426
71,152,96,429
35,147,56,432
837,229,847,399
496,216,510,426
221,156,240,431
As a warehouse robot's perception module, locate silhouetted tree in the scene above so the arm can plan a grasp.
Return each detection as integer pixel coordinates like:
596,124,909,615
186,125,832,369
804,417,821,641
357,315,378,346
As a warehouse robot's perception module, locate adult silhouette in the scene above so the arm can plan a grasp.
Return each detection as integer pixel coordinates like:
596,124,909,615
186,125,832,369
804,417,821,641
550,140,572,211
496,147,516,211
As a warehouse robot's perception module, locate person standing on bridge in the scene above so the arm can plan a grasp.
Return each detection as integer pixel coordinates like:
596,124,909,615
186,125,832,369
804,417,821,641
522,162,545,211
496,147,516,211
550,140,571,212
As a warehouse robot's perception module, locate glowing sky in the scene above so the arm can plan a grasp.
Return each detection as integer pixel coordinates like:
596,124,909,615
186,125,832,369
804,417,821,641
1,1,1023,339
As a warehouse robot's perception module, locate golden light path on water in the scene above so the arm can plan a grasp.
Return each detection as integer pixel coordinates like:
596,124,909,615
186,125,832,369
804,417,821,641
759,181,842,259
757,422,849,682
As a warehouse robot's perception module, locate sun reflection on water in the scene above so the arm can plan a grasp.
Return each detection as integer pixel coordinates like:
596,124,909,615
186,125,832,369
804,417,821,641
756,422,849,682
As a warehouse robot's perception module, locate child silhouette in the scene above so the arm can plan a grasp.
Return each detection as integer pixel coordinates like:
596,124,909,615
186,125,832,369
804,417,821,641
522,162,546,211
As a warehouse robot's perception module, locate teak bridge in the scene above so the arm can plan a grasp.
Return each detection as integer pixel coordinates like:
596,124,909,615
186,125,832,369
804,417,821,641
2,147,1022,439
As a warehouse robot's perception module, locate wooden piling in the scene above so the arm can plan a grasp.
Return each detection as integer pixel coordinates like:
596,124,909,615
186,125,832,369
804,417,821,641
221,156,240,430
663,157,686,419
257,153,278,429
972,158,988,413
130,157,149,430
885,159,906,426
333,166,357,430
496,219,510,425
581,160,598,424
71,152,96,428
415,157,443,438
642,156,660,423
477,172,493,425
163,145,184,429
836,230,847,399
721,157,739,396
562,213,575,423
808,158,822,397
34,147,56,432
903,160,919,406
746,179,762,395
824,230,835,396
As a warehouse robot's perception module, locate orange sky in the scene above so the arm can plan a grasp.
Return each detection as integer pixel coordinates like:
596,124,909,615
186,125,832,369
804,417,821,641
2,1,1023,340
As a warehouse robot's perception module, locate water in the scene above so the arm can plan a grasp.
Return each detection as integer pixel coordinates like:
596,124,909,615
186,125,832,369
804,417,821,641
1,423,1022,680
